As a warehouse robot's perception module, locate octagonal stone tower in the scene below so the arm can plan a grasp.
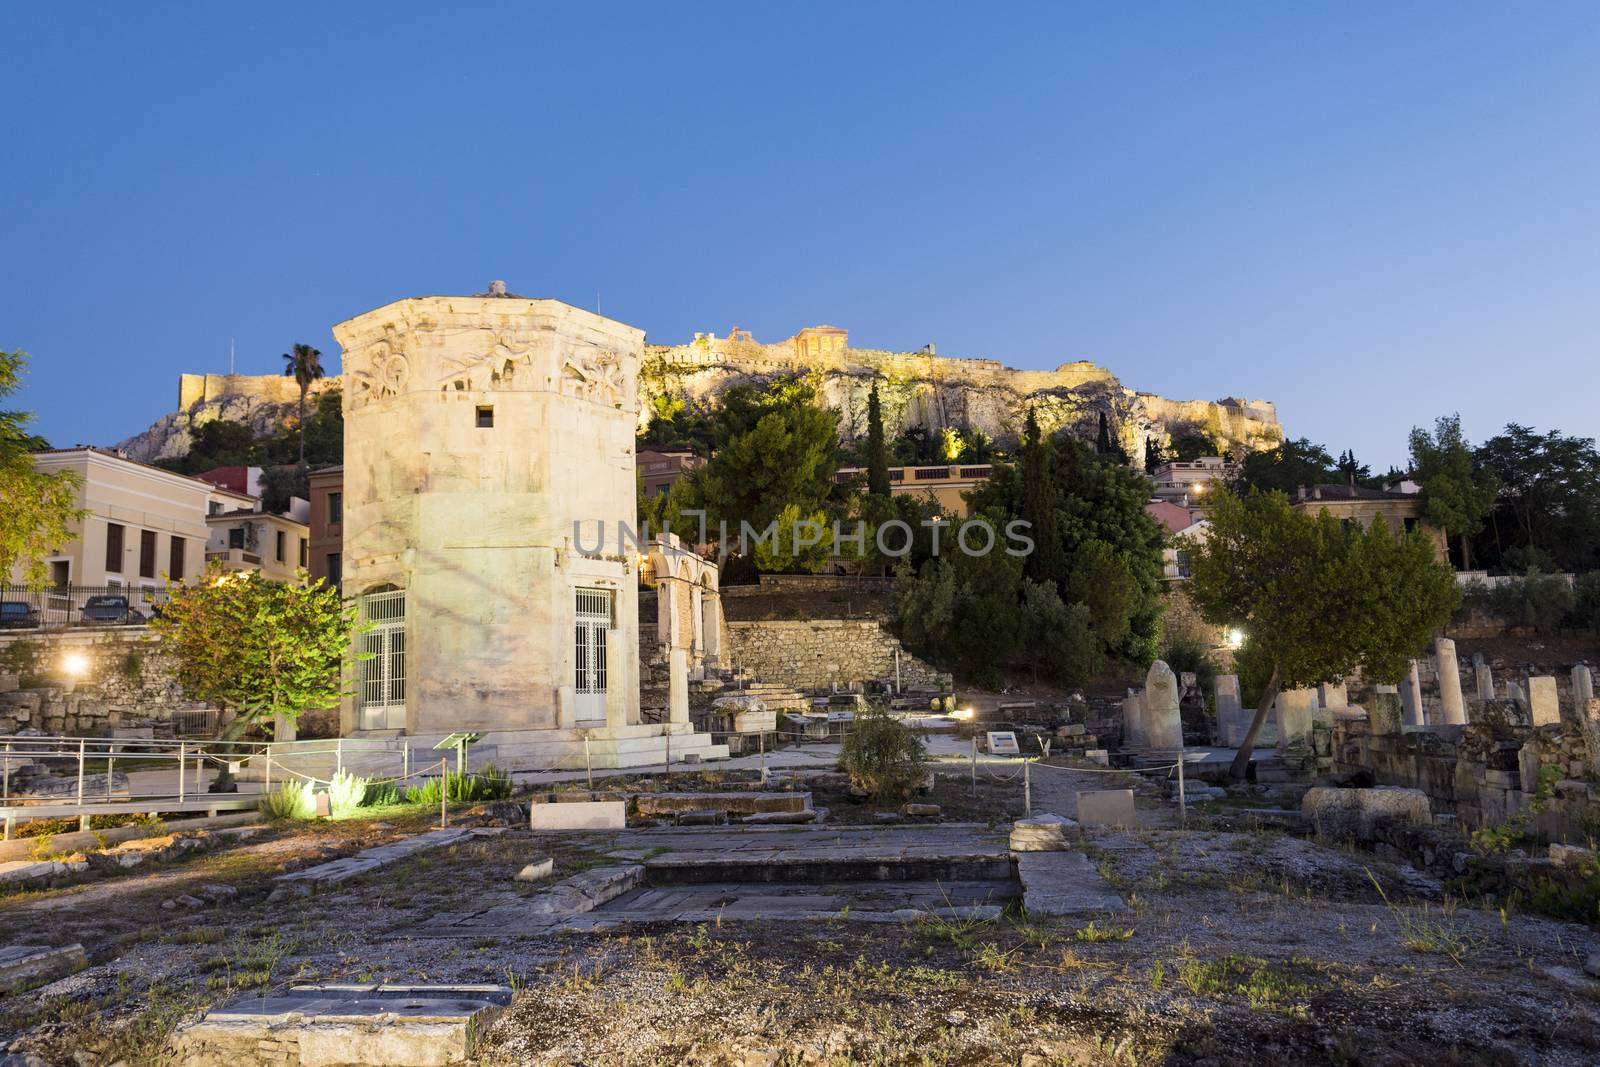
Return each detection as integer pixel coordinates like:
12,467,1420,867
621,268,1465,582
333,287,725,767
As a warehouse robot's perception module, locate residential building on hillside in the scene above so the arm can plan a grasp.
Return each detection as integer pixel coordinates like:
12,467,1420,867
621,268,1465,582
1290,484,1447,561
637,449,703,496
9,448,233,594
1149,457,1238,506
307,466,343,590
204,507,310,584
834,463,994,518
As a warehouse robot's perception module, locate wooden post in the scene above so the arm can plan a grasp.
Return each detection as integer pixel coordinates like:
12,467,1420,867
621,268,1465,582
970,736,978,798
265,747,272,794
402,739,411,781
439,757,448,829
1023,756,1031,818
665,724,672,787
76,738,86,807
758,730,767,785
107,754,114,800
3,741,10,802
584,734,593,791
178,741,186,803
336,738,344,776
1176,747,1187,829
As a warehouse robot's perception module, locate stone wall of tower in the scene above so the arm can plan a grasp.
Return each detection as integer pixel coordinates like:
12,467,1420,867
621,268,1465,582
333,295,643,737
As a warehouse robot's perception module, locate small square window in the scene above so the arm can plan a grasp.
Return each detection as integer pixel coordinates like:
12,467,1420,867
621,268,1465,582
476,405,494,428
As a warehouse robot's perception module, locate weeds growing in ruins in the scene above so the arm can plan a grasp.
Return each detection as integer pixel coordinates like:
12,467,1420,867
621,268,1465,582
1368,872,1482,964
1074,920,1135,943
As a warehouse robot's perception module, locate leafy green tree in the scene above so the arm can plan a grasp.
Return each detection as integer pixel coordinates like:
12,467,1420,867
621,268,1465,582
1171,432,1223,461
1233,437,1338,495
0,350,86,584
282,343,326,466
155,419,260,474
1184,490,1458,777
1020,578,1093,684
752,503,837,573
1336,449,1372,485
152,565,366,766
686,379,844,560
1408,414,1499,570
1474,424,1600,573
259,465,309,514
895,548,1027,688
865,381,891,499
1144,436,1165,475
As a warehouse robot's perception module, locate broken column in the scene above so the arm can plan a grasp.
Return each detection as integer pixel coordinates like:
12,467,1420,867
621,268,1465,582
1317,679,1348,710
1214,674,1244,746
1528,675,1560,726
1143,660,1183,750
1368,686,1403,735
1399,661,1424,727
668,647,690,725
1473,653,1495,701
1572,664,1594,719
1435,637,1466,725
1121,692,1146,749
1275,687,1316,751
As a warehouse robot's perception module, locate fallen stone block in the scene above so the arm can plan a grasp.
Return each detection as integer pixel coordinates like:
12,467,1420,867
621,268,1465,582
1075,789,1136,829
276,828,474,889
1550,843,1596,869
740,809,819,824
1301,786,1431,843
635,792,809,817
515,858,554,882
529,800,626,831
171,984,511,1066
901,803,941,817
0,943,87,993
1016,851,1128,915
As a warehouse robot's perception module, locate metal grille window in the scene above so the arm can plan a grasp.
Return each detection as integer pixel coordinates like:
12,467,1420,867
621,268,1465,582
359,589,407,709
574,588,612,701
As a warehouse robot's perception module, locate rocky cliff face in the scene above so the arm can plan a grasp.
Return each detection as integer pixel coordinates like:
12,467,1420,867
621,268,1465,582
118,334,1281,468
642,334,1281,468
115,374,340,462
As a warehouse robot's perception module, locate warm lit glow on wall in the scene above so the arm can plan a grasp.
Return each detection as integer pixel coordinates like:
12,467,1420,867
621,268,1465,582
61,651,90,677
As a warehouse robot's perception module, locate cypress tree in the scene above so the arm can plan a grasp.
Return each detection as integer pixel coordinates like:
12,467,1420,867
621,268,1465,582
1020,408,1066,585
866,381,891,499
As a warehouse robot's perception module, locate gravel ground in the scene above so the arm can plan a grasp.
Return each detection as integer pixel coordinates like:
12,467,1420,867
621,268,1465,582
2,786,1598,1066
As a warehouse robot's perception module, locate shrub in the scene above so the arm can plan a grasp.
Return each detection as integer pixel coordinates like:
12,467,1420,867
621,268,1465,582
405,777,444,806
1161,637,1219,711
1571,572,1600,632
259,780,316,821
1488,572,1573,634
362,780,401,807
448,763,513,803
839,708,927,800
326,770,370,818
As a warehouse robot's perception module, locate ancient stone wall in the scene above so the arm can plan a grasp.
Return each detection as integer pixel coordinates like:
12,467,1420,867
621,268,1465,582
720,575,898,597
725,619,949,691
0,629,212,736
1332,719,1598,837
641,333,1282,469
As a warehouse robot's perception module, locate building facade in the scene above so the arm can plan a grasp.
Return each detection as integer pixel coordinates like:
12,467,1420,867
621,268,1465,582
204,508,310,584
332,288,724,767
307,466,343,591
13,449,220,596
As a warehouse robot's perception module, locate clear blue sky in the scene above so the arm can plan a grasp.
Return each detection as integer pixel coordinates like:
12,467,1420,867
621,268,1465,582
4,2,1598,468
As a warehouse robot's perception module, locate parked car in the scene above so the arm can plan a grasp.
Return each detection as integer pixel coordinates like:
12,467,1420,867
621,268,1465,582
0,601,41,629
80,595,145,625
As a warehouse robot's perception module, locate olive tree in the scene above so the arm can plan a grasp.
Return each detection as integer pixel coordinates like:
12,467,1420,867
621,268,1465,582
1183,490,1458,777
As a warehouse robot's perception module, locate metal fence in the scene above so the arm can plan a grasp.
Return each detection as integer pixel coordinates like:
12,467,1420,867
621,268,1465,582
0,585,172,631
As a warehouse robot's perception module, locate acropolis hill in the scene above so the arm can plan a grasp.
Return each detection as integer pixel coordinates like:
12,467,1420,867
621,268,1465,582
115,321,1282,467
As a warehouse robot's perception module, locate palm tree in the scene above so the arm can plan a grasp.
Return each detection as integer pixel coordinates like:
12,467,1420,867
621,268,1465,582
282,343,325,465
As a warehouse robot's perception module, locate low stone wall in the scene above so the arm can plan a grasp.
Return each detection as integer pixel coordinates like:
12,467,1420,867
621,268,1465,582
1332,718,1599,839
725,619,948,691
721,575,897,598
0,629,211,736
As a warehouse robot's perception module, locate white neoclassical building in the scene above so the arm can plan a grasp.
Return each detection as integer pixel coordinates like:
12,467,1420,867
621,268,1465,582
332,285,726,768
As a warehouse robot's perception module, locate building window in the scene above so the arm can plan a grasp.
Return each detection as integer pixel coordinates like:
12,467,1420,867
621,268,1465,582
50,560,69,588
299,538,307,568
574,588,613,721
229,527,245,551
105,523,125,573
208,501,222,516
328,492,343,525
326,553,342,589
359,588,407,716
275,530,286,563
476,405,494,428
169,537,185,582
138,530,157,579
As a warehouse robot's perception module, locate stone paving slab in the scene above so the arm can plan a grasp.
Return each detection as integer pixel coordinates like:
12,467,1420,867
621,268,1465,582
0,943,87,992
275,827,473,888
1016,851,1128,916
172,983,510,1066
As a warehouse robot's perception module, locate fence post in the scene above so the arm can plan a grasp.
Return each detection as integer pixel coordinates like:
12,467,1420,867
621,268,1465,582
1023,756,1031,818
3,741,10,802
759,730,767,785
439,758,448,829
76,738,85,807
107,754,114,801
264,746,272,794
584,734,593,792
970,736,977,798
665,725,672,786
1176,747,1187,829
403,739,411,781
178,741,186,803
336,738,344,776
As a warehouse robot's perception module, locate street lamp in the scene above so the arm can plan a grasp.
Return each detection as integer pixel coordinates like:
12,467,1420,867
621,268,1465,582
61,651,90,678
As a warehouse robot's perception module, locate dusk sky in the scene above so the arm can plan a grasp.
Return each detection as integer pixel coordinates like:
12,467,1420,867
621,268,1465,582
4,2,1598,468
